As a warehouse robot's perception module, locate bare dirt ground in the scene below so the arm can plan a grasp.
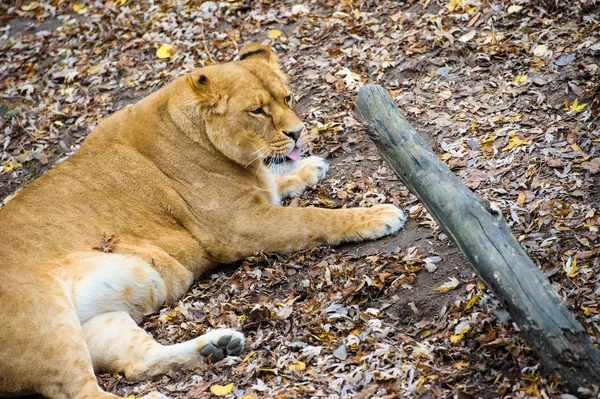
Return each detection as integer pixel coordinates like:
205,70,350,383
1,1,599,398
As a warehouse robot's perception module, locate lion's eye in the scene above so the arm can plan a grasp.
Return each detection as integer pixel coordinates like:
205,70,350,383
250,108,266,116
285,95,293,105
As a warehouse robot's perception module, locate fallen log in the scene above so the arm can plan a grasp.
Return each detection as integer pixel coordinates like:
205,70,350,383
356,85,600,392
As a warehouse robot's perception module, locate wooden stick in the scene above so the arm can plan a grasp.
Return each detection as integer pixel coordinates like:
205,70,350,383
356,84,600,391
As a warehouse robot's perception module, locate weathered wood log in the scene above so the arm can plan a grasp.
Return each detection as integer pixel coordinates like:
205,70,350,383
356,85,600,392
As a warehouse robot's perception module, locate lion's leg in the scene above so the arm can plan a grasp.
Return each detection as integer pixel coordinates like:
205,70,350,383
83,311,244,381
0,275,168,399
212,203,406,262
274,156,329,198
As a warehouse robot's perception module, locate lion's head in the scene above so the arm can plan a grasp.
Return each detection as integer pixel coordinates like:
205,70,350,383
171,44,307,174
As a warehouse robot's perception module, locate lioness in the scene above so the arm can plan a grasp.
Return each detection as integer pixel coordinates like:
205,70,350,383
0,44,405,399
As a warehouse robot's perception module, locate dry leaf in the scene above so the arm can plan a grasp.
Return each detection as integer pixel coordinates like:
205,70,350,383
289,361,306,371
513,75,527,84
454,361,470,369
465,295,481,310
507,5,523,14
447,0,462,12
291,5,310,15
73,3,87,14
450,325,470,342
1,160,23,173
88,64,104,75
335,67,362,88
502,135,532,152
21,2,39,11
436,277,460,293
156,44,178,59
458,30,476,43
564,257,578,278
564,99,588,114
516,192,526,206
268,30,282,39
533,44,551,57
210,383,234,396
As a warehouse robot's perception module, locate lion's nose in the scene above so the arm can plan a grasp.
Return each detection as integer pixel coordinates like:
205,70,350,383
283,126,303,141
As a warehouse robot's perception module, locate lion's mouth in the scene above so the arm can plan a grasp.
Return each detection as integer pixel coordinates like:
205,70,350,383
264,148,301,165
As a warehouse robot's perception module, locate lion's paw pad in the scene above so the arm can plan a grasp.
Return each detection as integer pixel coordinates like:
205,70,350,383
199,329,245,363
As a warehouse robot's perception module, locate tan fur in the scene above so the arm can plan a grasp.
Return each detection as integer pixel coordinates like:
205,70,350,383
0,44,405,399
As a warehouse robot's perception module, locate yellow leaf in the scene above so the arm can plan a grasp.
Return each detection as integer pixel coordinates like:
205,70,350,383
239,395,258,399
242,351,256,363
73,3,87,14
21,2,39,11
156,44,178,59
88,64,104,75
564,257,578,278
450,326,470,343
310,123,331,135
533,44,550,57
582,307,592,316
447,0,462,12
465,295,481,310
507,5,523,14
268,30,282,40
435,277,460,293
421,329,434,338
126,396,135,399
115,0,127,5
158,314,172,322
289,361,306,371
1,160,23,173
319,333,335,341
564,99,588,114
353,9,361,19
513,75,527,84
449,333,463,343
210,383,234,396
502,134,531,152
454,361,470,369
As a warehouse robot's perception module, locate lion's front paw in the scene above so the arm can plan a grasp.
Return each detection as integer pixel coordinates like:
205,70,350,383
198,328,245,363
298,156,329,186
279,156,330,198
354,204,406,241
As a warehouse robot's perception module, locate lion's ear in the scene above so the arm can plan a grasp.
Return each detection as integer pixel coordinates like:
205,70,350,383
187,73,228,114
239,43,278,65
239,43,287,81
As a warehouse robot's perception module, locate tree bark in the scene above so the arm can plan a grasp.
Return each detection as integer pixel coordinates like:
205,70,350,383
356,84,600,392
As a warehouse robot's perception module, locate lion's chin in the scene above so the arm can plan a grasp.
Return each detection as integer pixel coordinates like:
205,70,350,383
263,155,301,176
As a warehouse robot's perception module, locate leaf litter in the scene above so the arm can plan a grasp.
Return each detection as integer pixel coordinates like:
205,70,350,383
1,0,600,398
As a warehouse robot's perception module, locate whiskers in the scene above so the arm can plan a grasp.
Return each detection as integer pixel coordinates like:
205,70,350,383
244,146,268,168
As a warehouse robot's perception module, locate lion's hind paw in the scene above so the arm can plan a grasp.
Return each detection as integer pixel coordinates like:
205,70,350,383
198,328,245,363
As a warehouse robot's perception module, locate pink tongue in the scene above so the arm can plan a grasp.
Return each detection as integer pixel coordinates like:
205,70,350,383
287,148,301,161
